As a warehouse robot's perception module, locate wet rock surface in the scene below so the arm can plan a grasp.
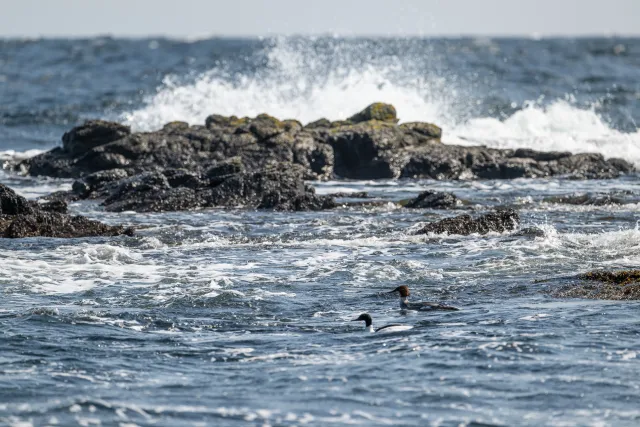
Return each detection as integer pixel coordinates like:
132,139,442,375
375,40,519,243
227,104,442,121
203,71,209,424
403,190,459,209
57,161,335,213
543,192,637,206
553,270,640,300
415,208,520,236
400,146,632,180
13,103,633,182
0,183,133,238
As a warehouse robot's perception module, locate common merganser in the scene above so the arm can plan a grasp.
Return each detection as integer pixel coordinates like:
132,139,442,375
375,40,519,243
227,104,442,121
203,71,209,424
389,285,459,311
351,313,413,333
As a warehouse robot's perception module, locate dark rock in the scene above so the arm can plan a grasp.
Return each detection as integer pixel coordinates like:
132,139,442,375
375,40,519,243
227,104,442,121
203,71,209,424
258,191,336,211
205,166,335,212
578,270,640,285
543,193,627,206
348,103,398,123
30,199,68,214
0,183,133,239
2,212,134,239
415,208,519,236
403,190,459,209
12,103,634,183
20,113,334,180
62,120,130,155
1,184,34,215
399,122,442,139
206,157,245,180
71,169,132,199
326,120,439,179
513,226,546,238
401,145,633,180
305,118,331,129
105,186,204,213
163,169,204,189
163,121,190,132
553,270,640,300
101,164,334,213
327,191,370,199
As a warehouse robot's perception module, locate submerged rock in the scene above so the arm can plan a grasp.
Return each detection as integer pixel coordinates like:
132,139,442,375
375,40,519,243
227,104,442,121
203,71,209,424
554,270,640,300
12,103,634,182
543,192,631,206
0,183,133,239
326,191,370,199
403,190,459,209
415,208,519,236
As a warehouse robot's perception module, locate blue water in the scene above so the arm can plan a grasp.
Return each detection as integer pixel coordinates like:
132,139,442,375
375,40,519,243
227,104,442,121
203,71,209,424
1,37,640,426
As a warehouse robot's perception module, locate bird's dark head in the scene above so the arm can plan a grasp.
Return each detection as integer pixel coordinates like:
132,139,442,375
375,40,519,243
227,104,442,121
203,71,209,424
352,313,372,327
389,285,410,298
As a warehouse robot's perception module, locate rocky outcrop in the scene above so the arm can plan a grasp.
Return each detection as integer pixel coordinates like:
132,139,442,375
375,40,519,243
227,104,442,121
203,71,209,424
52,161,335,213
19,113,334,180
400,146,632,180
415,208,519,236
403,190,459,209
553,270,640,300
13,103,634,182
0,183,133,238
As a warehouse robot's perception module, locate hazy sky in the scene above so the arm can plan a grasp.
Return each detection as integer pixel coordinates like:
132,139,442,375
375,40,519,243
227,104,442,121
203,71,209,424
1,0,639,38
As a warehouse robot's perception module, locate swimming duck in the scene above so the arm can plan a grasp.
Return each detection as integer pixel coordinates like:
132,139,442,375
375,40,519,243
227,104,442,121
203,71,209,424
389,285,459,311
351,313,413,333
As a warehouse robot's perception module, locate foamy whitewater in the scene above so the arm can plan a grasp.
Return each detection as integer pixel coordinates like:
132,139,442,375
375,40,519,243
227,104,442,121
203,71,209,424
1,36,640,426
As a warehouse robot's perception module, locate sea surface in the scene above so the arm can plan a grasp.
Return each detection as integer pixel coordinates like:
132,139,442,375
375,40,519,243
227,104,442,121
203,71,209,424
1,36,640,426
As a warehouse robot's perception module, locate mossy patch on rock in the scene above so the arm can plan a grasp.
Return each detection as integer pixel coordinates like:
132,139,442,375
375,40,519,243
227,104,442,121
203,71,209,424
399,122,442,140
347,103,398,123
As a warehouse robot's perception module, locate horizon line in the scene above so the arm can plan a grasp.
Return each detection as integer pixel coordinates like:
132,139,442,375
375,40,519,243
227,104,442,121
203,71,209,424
2,32,640,41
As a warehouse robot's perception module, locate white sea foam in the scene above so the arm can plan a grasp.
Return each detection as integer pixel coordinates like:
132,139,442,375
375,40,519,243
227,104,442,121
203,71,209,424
447,101,640,166
119,39,640,166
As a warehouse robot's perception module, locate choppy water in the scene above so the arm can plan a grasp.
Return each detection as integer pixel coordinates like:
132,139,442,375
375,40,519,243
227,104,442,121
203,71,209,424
1,37,640,426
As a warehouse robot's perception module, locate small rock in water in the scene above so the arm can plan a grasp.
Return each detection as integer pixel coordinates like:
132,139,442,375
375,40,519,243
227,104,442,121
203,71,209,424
415,208,519,236
553,270,640,300
543,193,628,206
403,190,459,209
326,191,369,199
0,183,133,239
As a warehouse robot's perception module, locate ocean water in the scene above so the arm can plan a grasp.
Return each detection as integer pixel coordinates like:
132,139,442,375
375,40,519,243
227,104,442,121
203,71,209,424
1,37,640,426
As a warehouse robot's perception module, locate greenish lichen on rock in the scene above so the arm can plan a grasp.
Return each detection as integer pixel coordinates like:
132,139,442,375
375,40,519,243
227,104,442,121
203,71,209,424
11,103,635,184
347,102,398,123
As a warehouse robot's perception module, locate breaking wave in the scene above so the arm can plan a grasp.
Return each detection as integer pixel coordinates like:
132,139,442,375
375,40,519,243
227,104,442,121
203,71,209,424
121,38,640,165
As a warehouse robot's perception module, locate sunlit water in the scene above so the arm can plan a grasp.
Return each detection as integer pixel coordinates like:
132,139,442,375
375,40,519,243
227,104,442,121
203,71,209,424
1,36,640,426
